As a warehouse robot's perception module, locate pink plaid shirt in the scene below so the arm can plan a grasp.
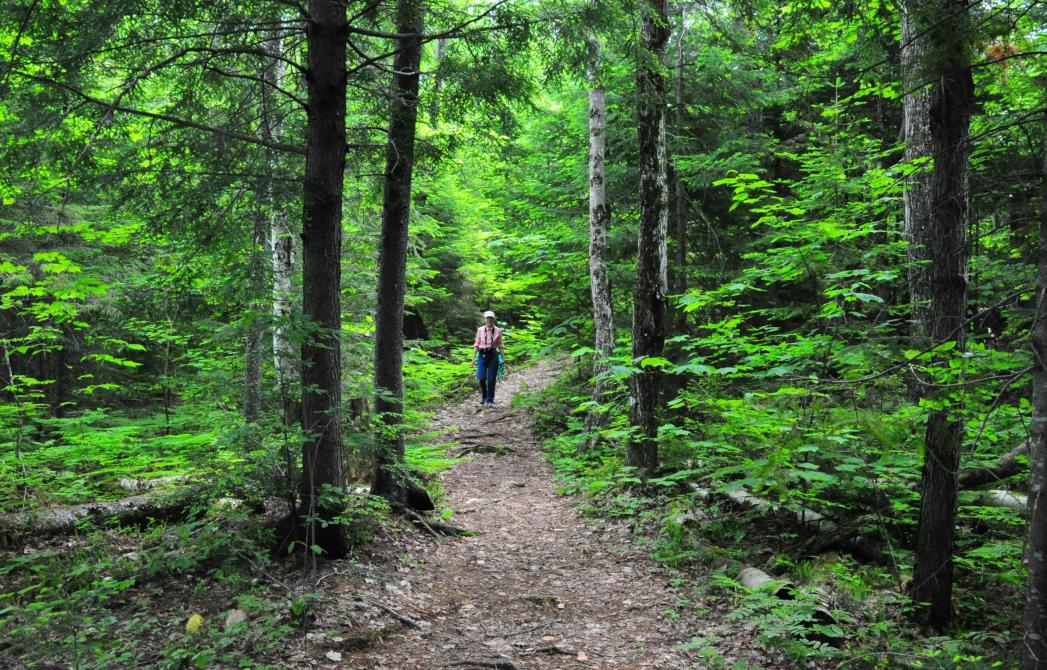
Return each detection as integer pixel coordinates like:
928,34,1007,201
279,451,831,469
474,325,503,351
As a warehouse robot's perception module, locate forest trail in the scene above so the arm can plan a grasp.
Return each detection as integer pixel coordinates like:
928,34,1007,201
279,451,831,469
309,360,780,670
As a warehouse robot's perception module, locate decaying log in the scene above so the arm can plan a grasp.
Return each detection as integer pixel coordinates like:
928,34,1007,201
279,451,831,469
737,566,840,645
961,489,1028,513
688,484,887,563
739,565,795,598
725,488,838,534
0,485,204,541
117,475,190,492
958,441,1029,489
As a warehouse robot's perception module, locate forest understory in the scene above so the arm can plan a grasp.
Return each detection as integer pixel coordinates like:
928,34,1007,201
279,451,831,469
1,361,786,670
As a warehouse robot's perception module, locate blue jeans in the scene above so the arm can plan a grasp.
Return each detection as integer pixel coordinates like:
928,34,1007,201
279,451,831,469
476,349,500,403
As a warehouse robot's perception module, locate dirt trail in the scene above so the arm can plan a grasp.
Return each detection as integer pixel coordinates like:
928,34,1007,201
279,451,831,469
310,360,778,670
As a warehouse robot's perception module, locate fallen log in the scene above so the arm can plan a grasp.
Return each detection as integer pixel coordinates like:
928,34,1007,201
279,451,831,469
739,565,794,598
690,484,887,563
737,566,840,646
725,488,838,535
0,485,205,541
117,475,190,492
959,441,1029,489
961,489,1028,513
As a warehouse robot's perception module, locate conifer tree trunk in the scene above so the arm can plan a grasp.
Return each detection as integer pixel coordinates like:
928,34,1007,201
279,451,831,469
904,0,974,630
584,35,613,444
1023,97,1047,670
299,0,350,558
627,0,669,478
371,0,424,505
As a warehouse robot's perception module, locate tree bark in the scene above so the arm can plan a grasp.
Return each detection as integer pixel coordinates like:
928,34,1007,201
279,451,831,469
299,0,350,558
627,0,669,478
1023,92,1047,670
371,0,425,506
905,0,974,630
669,5,688,337
262,31,298,430
243,209,265,450
584,35,613,445
901,4,934,344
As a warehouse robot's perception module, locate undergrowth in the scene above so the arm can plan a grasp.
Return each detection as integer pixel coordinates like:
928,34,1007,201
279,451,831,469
522,358,1019,669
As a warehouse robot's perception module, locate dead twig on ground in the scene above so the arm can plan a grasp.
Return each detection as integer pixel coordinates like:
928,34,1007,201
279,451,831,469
314,567,349,588
353,596,424,630
445,661,520,670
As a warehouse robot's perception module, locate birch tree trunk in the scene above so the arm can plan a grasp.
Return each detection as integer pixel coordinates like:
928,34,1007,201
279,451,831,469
670,6,688,337
627,0,670,478
904,0,974,630
1023,94,1047,670
371,0,425,506
299,0,350,558
584,35,613,445
244,30,287,449
262,32,297,430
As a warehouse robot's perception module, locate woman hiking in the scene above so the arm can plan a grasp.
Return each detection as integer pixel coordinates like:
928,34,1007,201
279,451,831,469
473,310,504,409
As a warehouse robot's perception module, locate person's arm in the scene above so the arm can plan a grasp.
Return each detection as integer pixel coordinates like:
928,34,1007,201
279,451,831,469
496,328,505,356
472,328,480,365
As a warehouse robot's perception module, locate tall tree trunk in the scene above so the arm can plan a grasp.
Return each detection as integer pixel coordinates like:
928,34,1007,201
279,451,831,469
669,5,688,337
371,0,424,505
1023,95,1047,670
905,0,974,630
584,35,613,445
299,0,349,558
262,32,298,429
429,37,447,126
901,5,934,344
627,0,669,478
243,200,266,450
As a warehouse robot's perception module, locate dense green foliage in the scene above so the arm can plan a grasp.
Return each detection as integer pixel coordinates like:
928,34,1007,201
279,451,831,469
1,0,1045,666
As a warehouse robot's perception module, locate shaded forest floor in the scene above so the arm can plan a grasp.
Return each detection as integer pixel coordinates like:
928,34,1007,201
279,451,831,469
298,360,786,670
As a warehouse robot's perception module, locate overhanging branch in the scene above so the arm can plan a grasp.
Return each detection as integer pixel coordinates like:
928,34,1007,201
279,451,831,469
16,70,308,156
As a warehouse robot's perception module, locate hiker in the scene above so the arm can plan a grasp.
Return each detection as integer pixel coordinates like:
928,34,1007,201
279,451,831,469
473,310,504,408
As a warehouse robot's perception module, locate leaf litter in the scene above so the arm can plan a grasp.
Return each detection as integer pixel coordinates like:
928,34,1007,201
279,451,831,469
312,360,788,670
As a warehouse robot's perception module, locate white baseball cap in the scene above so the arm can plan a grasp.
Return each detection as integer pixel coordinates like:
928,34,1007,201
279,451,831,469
483,310,495,319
